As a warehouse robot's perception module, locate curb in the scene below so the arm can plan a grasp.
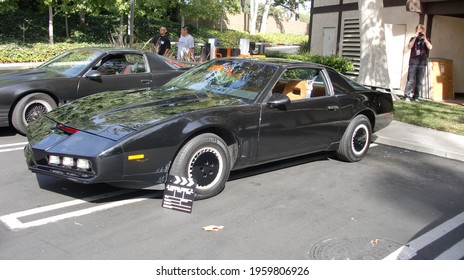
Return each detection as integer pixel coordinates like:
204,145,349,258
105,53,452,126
373,134,464,162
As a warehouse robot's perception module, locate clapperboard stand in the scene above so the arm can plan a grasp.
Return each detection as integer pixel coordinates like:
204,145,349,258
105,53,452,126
162,175,197,213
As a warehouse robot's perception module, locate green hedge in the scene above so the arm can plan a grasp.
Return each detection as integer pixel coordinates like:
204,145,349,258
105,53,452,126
0,40,354,74
0,43,110,63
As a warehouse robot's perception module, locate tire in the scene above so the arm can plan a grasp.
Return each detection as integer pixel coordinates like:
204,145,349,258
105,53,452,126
169,133,232,200
11,93,57,135
336,115,372,162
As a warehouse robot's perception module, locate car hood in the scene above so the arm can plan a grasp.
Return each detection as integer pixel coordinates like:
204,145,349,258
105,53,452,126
0,68,67,86
31,88,243,141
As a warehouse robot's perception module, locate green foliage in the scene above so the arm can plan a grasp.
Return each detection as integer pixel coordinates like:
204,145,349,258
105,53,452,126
393,99,464,136
181,0,241,21
191,28,306,48
0,0,18,13
0,43,109,63
265,52,355,74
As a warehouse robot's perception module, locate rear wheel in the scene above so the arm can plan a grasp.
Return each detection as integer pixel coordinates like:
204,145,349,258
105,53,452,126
12,93,57,135
169,133,232,200
336,115,372,162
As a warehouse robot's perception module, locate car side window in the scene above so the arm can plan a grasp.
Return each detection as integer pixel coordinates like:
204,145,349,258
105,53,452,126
272,68,327,101
95,54,146,75
125,54,147,73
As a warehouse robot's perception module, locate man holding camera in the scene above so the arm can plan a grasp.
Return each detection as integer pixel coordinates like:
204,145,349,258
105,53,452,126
404,24,433,102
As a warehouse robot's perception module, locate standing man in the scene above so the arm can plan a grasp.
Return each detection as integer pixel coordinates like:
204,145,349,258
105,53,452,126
151,26,171,57
177,26,195,61
404,24,432,102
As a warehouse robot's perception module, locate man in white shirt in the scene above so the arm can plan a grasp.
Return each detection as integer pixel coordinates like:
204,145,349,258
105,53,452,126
177,26,195,61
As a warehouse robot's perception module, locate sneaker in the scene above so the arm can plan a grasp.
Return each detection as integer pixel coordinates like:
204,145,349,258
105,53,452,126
413,98,419,102
405,98,411,102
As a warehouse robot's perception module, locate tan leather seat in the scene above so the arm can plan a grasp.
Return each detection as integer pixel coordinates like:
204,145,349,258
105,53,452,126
122,66,132,74
282,80,307,101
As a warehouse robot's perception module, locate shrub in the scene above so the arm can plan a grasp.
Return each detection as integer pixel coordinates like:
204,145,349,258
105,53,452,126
0,43,109,63
265,52,355,74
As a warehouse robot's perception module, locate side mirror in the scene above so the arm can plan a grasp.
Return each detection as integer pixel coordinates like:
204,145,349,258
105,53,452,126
85,70,103,81
267,93,290,108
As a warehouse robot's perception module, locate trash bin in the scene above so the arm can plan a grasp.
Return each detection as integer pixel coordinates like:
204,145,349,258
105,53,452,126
208,38,221,59
239,38,250,55
257,41,265,54
231,48,240,57
200,43,210,62
249,42,256,54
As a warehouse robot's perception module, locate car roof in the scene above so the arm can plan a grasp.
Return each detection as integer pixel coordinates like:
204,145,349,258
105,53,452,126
70,47,146,55
212,57,328,70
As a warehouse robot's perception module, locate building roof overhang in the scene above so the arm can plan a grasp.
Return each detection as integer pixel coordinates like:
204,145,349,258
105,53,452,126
406,0,464,18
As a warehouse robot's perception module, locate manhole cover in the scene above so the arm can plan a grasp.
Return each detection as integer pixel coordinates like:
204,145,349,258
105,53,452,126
309,237,402,260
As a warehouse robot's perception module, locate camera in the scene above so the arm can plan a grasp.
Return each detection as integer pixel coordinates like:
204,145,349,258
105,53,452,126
418,32,425,41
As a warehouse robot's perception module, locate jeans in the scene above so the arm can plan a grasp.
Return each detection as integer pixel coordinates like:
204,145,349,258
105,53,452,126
404,64,426,100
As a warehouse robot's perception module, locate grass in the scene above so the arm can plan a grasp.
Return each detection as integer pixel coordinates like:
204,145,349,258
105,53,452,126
393,98,464,136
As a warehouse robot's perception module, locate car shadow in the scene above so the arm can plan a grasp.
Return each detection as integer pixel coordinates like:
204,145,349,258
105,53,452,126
0,126,18,137
34,151,337,202
36,174,164,202
229,151,336,181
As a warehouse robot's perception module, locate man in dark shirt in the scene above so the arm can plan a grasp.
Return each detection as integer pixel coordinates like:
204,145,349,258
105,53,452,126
404,24,433,102
151,26,171,57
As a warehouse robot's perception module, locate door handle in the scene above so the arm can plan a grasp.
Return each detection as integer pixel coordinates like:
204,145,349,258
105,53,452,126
141,79,153,84
327,105,339,111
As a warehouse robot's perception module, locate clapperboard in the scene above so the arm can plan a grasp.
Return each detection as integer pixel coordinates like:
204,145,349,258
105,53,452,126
162,175,197,213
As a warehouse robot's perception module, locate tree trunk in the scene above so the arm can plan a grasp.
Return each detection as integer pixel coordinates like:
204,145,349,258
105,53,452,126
48,3,54,44
260,0,271,33
119,15,125,47
249,0,258,34
128,0,135,48
79,12,86,26
65,15,69,38
357,0,390,88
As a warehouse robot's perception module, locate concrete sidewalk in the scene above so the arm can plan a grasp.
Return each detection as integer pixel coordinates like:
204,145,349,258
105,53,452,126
373,120,464,162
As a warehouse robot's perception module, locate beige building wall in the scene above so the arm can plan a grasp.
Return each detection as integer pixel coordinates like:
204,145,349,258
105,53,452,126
310,12,339,54
314,0,339,7
383,6,420,91
310,4,464,94
430,15,463,93
225,13,308,35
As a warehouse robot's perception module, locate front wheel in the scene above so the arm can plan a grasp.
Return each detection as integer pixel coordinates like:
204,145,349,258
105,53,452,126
336,115,372,162
12,93,57,135
169,133,232,200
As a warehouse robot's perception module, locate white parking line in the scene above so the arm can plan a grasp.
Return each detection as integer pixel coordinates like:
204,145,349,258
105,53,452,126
384,211,464,260
0,189,159,231
0,142,28,153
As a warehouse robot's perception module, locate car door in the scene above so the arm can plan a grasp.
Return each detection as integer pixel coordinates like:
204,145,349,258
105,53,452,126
76,53,154,98
256,67,341,163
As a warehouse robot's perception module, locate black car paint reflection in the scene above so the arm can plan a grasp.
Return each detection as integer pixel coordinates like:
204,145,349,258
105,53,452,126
0,48,192,135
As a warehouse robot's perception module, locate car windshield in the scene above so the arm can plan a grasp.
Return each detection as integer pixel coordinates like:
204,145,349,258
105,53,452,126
38,49,102,76
163,59,278,102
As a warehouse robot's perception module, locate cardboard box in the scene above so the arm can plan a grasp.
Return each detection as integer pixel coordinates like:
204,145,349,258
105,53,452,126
428,58,454,100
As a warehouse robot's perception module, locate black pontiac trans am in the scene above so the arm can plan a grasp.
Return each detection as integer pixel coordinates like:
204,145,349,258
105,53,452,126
0,48,192,135
24,58,394,200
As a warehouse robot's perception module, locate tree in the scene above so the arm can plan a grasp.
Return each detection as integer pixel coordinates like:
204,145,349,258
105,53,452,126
179,0,241,24
273,0,303,21
0,0,17,13
259,0,271,33
249,0,259,34
357,0,390,88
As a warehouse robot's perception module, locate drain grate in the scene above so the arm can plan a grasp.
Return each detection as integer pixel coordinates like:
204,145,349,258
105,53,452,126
309,237,402,260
